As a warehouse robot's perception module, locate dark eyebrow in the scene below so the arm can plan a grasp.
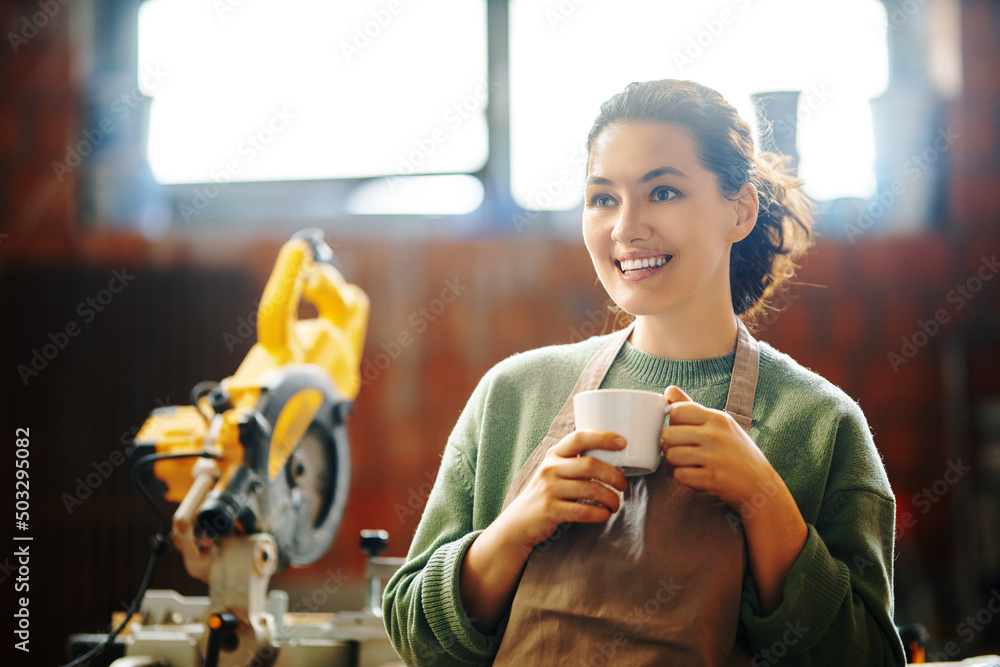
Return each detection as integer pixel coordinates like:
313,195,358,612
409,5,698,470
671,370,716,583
587,167,689,187
640,166,688,182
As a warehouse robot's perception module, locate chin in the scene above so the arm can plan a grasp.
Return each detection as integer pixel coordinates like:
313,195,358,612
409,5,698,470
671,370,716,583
605,295,667,319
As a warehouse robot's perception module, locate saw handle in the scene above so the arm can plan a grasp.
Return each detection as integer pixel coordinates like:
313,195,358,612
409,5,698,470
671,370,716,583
256,237,311,362
254,229,368,399
257,228,339,357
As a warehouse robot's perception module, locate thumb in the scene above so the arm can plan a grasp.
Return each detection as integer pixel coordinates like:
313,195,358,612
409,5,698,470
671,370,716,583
663,385,692,405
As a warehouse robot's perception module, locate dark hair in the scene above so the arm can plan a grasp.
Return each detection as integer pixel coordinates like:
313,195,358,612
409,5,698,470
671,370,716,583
586,79,814,325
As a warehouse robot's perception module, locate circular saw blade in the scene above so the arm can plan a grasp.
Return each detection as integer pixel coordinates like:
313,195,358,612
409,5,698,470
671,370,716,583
259,365,351,569
287,429,332,529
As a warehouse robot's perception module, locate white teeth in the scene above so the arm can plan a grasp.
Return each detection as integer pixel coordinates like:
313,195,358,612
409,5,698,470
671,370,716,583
619,256,668,272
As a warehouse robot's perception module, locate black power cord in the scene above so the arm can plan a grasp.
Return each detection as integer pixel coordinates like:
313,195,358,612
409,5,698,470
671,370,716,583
61,450,217,667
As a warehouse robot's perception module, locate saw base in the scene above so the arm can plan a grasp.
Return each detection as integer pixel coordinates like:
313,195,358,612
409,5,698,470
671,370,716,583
105,589,403,667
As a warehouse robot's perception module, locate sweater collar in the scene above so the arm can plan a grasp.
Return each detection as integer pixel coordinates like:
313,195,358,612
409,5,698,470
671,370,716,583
614,340,737,388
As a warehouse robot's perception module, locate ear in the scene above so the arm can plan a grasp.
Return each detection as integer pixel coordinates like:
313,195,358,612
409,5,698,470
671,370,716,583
727,182,758,244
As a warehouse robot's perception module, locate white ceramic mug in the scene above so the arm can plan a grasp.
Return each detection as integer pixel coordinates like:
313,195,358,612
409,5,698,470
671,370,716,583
574,389,671,476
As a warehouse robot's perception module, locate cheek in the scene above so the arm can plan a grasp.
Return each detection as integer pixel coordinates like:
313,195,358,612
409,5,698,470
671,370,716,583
581,217,605,259
582,222,616,285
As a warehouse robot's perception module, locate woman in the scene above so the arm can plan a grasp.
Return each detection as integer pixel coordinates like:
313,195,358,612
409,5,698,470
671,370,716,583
383,79,905,665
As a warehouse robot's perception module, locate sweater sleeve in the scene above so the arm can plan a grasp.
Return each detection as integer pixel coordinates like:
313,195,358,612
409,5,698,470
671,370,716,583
739,408,907,665
382,377,503,666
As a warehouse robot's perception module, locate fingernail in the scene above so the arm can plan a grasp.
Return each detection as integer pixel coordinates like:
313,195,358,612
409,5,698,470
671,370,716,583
613,436,626,448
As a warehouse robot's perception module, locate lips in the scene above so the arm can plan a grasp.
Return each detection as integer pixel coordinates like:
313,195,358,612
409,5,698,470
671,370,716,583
615,255,671,274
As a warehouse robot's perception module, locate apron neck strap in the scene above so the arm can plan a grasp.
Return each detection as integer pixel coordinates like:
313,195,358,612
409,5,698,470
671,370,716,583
724,318,759,435
543,322,635,441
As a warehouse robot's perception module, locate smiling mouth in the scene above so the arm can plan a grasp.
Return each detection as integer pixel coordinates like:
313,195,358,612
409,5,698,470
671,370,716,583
616,255,671,275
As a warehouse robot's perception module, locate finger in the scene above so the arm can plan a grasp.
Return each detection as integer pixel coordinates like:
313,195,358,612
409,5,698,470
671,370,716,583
663,401,713,427
557,478,623,514
664,385,693,405
661,424,710,447
670,465,715,493
663,443,705,468
552,499,614,524
559,454,628,492
553,429,625,458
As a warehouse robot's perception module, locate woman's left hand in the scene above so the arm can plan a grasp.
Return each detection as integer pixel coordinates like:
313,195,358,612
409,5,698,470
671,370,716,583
661,385,809,615
660,385,779,518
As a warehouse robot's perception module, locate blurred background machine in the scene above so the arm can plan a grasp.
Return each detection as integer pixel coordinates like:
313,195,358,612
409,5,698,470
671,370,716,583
67,230,405,667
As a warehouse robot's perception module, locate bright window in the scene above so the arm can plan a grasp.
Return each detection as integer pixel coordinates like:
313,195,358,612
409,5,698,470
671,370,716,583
509,0,889,210
138,0,488,213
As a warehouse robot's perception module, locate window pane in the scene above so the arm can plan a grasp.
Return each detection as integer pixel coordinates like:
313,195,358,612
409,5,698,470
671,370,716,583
139,0,488,184
510,0,888,209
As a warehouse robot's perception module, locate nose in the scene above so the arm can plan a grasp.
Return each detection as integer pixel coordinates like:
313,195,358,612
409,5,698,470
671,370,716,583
610,200,652,245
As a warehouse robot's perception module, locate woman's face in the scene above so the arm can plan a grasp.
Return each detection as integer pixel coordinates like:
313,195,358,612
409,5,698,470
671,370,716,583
582,122,753,320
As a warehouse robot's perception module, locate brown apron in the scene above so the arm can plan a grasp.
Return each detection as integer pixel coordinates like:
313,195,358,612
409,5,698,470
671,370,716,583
492,321,759,666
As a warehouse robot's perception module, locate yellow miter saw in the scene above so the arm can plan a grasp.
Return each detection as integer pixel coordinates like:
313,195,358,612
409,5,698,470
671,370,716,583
140,228,367,578
68,231,402,667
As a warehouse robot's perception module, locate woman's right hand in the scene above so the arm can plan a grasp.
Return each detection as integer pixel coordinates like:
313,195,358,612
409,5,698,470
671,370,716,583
461,430,628,633
495,429,629,554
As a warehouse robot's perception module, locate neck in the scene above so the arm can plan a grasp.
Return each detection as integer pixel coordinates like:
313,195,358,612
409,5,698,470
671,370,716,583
630,308,740,360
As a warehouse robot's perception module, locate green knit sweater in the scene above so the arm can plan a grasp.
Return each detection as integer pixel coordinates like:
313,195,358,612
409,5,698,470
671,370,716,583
383,333,906,665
